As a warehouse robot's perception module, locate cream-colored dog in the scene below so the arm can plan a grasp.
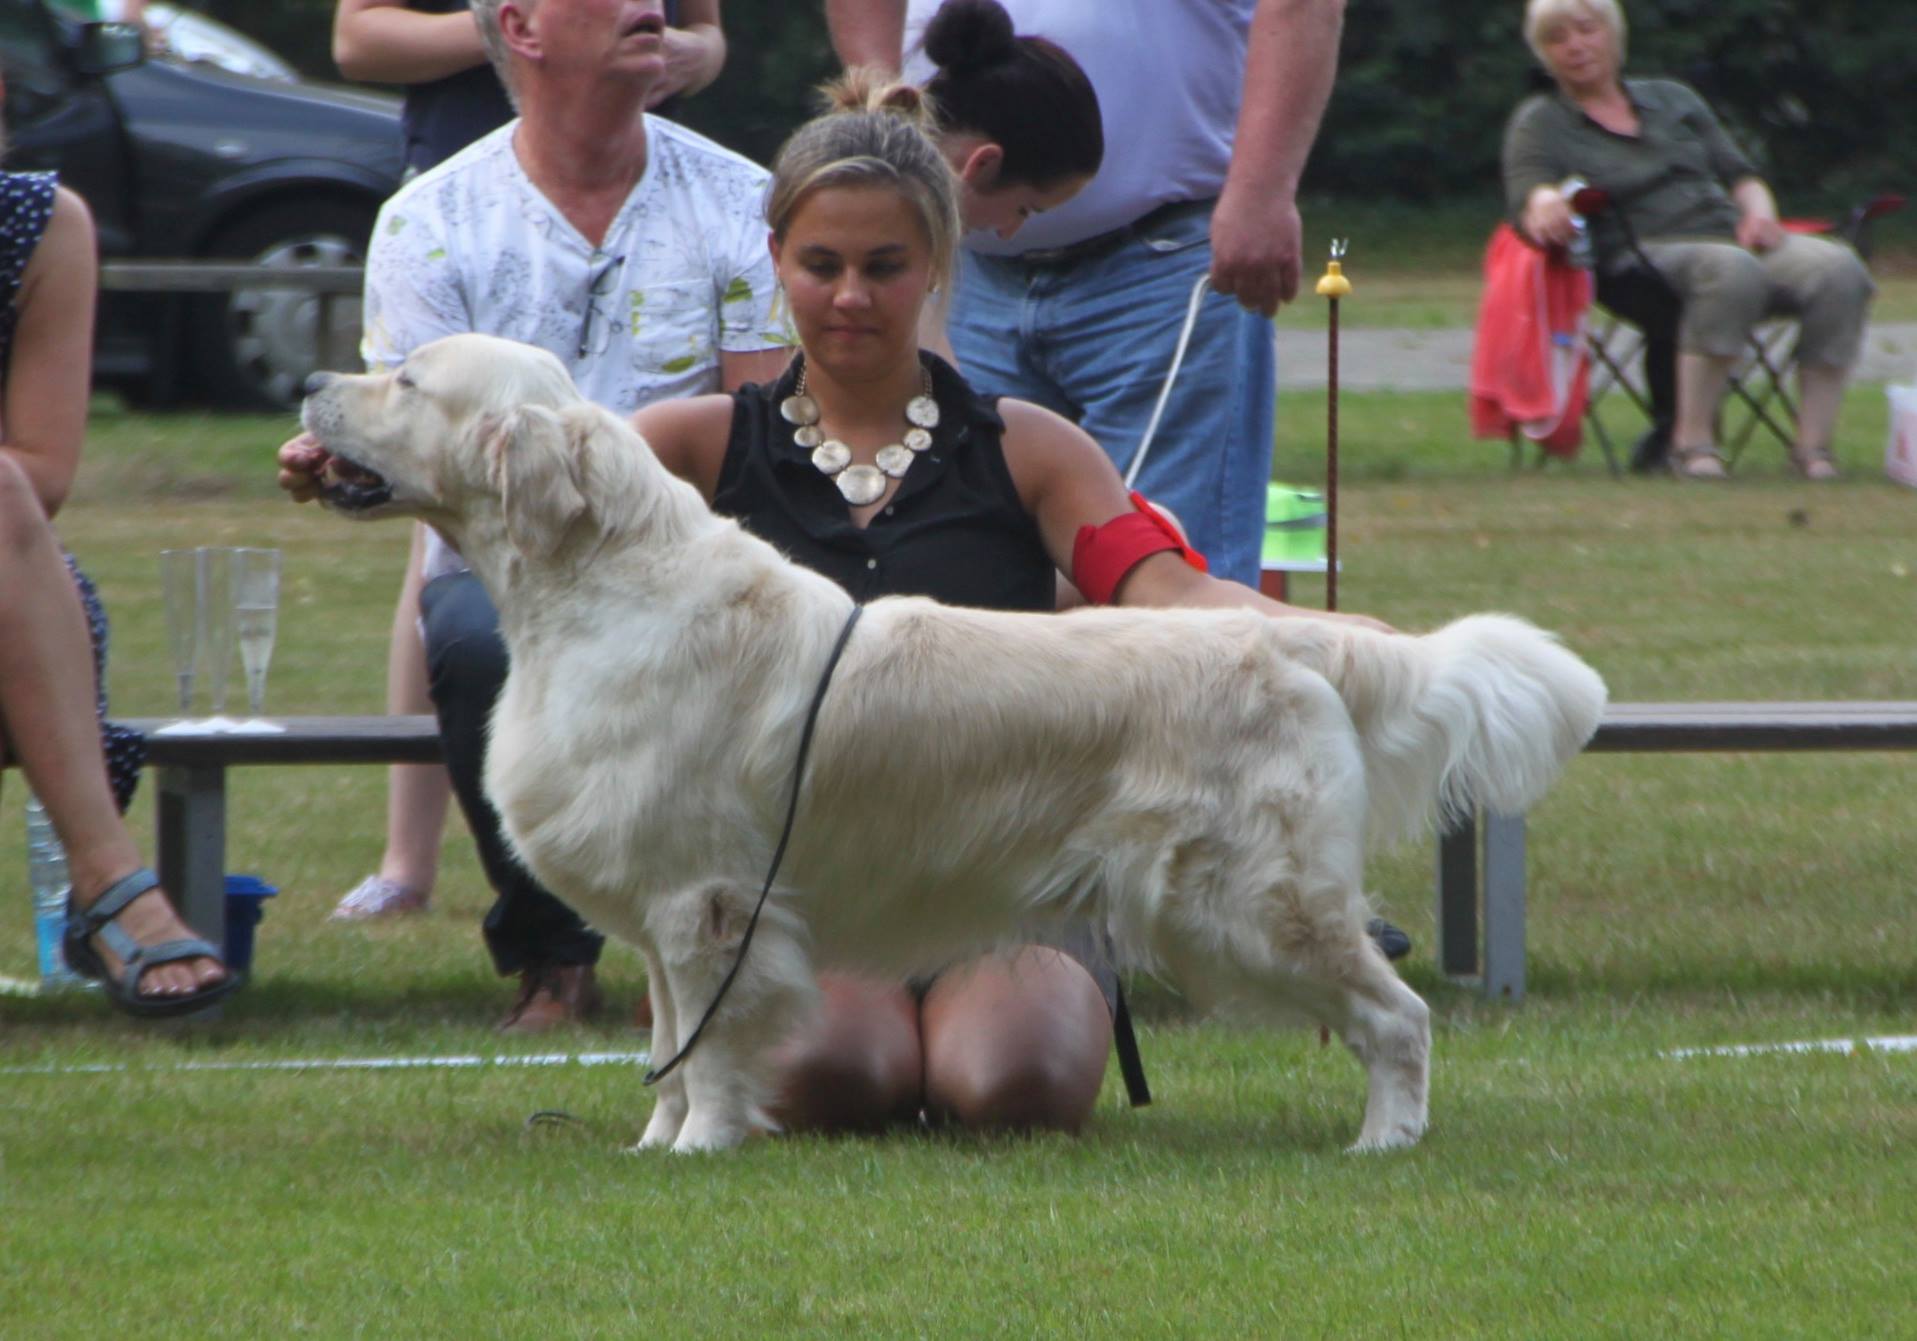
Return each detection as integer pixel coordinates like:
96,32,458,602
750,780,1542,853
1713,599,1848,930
301,333,1607,1154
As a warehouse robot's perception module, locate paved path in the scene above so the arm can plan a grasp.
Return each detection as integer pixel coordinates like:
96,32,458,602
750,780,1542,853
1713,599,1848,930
1273,322,1917,391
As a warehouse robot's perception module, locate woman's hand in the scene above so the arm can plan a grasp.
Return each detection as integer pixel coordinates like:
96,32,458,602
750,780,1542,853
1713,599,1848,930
277,432,329,504
1735,212,1786,253
1731,177,1785,253
1521,185,1576,247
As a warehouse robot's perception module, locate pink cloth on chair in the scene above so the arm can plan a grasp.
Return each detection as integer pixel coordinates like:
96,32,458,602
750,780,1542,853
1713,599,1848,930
1469,224,1594,457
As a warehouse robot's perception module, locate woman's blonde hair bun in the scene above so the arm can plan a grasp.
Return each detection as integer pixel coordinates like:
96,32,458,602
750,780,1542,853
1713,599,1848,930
819,66,940,130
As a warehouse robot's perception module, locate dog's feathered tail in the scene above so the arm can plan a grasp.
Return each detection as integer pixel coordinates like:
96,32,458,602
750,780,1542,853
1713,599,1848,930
1271,613,1607,847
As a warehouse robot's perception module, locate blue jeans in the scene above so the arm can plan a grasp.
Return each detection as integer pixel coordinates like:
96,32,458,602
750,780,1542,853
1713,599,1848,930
949,206,1277,587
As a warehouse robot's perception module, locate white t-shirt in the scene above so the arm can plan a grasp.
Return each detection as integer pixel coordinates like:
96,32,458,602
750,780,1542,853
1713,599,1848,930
901,0,1254,254
361,115,791,575
362,115,789,409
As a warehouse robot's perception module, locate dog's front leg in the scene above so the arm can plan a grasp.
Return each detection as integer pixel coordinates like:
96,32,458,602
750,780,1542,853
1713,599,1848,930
646,883,816,1154
631,942,687,1152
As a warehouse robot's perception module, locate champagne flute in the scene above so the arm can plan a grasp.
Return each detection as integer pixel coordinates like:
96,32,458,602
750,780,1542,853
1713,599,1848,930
159,548,205,718
201,547,236,724
232,548,281,720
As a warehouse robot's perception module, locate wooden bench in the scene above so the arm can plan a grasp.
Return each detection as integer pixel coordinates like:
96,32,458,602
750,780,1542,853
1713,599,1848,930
1435,701,1917,1001
124,715,440,949
123,702,1917,984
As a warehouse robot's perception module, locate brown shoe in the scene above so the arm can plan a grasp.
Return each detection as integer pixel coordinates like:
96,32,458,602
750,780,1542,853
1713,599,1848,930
498,963,603,1034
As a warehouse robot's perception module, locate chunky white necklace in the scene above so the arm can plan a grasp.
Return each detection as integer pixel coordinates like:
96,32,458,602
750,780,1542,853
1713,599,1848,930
780,362,940,506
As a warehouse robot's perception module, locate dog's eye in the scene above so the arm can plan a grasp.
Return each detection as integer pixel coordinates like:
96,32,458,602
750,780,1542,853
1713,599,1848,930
395,372,416,391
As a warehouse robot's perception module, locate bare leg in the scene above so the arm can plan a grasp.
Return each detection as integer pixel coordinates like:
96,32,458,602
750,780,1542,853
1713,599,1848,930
767,973,923,1133
338,526,449,916
0,460,222,998
1673,352,1736,477
921,947,1110,1133
1791,363,1846,478
377,529,450,884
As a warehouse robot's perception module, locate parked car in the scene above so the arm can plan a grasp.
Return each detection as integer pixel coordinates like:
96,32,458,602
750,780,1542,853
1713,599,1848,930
144,3,299,82
1,2,403,407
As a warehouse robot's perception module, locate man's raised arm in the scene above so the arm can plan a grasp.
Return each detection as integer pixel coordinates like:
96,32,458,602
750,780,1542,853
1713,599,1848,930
825,0,906,72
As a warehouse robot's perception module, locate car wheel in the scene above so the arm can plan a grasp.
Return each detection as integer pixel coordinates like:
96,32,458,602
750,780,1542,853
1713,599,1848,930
193,200,375,409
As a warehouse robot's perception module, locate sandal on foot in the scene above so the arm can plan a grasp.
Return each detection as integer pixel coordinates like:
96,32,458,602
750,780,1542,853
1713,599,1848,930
329,875,429,922
1790,447,1838,481
63,868,240,1019
1670,444,1728,480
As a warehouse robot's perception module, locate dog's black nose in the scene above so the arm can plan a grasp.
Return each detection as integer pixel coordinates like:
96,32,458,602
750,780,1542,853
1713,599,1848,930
303,371,335,397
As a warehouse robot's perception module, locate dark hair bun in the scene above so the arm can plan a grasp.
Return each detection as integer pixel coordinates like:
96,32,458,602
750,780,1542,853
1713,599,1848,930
923,0,1017,76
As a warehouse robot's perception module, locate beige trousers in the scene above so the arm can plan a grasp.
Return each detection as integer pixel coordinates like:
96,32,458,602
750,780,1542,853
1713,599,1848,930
1641,232,1875,368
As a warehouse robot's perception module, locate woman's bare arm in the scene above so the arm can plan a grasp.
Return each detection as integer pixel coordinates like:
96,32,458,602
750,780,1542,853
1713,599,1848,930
2,187,97,518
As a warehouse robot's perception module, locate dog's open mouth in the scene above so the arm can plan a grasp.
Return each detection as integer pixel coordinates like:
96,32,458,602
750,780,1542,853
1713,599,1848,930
316,451,395,512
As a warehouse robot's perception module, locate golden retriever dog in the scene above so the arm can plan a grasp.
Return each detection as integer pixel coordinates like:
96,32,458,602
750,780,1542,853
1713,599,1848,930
301,333,1607,1154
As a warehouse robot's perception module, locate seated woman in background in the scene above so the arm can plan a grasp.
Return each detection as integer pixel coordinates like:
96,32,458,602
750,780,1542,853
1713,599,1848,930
1502,0,1874,480
0,115,235,1016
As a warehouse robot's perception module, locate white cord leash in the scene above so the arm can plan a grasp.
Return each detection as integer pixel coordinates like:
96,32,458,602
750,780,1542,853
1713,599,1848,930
1121,273,1213,490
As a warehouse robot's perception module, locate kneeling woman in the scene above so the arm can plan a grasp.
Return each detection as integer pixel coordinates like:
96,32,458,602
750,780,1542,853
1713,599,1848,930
634,77,1388,1134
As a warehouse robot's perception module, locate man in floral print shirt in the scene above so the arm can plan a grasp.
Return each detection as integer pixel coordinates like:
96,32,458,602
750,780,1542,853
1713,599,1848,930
286,0,791,1031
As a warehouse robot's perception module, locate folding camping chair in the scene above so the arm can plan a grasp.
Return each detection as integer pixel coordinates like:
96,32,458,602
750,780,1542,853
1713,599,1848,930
1575,187,1904,473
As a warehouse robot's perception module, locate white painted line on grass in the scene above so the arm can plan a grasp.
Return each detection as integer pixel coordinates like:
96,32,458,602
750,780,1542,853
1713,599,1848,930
0,1049,651,1077
1666,1035,1917,1060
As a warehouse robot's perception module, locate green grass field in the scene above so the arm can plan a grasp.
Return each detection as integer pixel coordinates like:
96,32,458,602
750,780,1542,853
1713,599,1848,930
1,369,1913,1336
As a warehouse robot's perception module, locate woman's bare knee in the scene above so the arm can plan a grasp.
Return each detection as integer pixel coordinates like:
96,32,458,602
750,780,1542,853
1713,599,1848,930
922,948,1112,1134
768,974,922,1133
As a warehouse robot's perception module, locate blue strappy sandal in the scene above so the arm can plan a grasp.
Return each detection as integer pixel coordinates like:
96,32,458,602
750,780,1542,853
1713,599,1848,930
63,868,241,1018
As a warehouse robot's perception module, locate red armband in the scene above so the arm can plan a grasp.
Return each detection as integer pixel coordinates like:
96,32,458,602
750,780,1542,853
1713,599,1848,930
1071,492,1210,605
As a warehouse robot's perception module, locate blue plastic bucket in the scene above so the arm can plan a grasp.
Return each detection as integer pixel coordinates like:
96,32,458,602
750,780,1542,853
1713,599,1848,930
223,874,278,974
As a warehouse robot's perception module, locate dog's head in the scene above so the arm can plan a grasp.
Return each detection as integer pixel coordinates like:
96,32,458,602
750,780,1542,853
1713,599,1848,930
299,333,617,560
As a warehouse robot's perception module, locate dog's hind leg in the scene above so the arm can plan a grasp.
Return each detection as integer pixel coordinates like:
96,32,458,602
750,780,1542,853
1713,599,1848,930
631,942,687,1152
1155,812,1430,1152
1231,920,1430,1153
1322,946,1430,1153
647,883,816,1154
1252,873,1431,1153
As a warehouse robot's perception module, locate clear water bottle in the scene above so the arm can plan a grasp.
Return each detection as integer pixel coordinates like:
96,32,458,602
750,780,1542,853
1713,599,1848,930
1566,216,1595,269
1560,176,1596,269
26,792,86,992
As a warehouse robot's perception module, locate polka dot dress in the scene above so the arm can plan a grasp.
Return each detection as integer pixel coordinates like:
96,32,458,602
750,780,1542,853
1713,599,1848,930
0,171,58,364
4,171,146,811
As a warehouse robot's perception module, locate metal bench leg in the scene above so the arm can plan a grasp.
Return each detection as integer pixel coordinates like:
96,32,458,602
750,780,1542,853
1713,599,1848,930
155,764,228,951
1481,812,1528,1001
1436,815,1479,977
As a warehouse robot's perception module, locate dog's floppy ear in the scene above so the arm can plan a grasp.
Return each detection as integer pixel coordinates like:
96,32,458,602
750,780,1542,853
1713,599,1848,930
485,405,589,559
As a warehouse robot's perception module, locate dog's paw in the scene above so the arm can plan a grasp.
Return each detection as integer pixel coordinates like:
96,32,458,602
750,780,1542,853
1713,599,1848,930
669,1113,752,1153
631,1099,686,1151
1346,1118,1427,1154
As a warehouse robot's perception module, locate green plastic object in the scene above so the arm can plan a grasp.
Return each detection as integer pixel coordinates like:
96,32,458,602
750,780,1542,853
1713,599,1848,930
1263,483,1327,565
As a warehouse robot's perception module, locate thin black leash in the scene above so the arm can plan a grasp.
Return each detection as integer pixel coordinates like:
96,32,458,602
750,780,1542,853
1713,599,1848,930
643,602,864,1087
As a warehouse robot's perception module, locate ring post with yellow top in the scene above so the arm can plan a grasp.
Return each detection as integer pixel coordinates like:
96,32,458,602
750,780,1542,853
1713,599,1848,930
1316,240,1350,610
